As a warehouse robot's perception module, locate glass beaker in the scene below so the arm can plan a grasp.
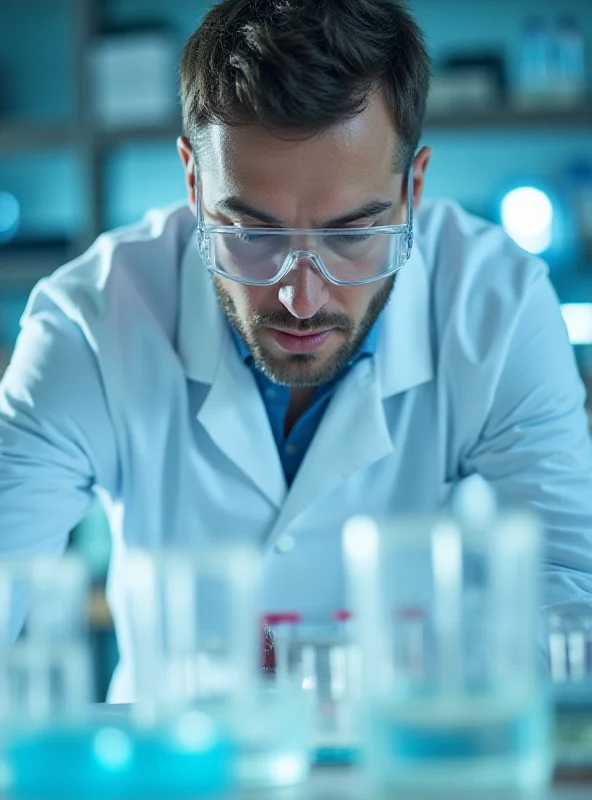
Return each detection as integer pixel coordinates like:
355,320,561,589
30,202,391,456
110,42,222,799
547,603,592,769
343,512,553,795
0,553,235,800
126,543,311,790
263,610,360,765
0,555,94,799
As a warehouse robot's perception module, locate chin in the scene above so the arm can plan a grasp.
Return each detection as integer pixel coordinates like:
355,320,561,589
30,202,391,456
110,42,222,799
255,339,351,387
267,358,338,389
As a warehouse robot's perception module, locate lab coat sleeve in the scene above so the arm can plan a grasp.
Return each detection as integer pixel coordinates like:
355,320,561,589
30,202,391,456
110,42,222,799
0,299,118,635
462,275,592,608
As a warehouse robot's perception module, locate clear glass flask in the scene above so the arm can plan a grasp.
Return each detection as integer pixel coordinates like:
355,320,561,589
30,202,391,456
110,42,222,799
343,512,553,795
126,543,311,790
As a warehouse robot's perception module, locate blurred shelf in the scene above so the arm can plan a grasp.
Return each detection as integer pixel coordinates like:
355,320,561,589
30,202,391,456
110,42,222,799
0,120,79,151
0,244,73,287
425,101,592,130
1,105,589,154
0,119,182,152
95,120,182,148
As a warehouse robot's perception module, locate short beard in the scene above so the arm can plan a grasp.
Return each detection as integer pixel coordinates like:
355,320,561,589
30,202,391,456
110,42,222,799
213,275,395,388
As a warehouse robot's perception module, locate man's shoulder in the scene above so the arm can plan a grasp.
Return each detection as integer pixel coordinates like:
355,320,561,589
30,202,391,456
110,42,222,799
416,196,545,279
412,198,554,386
417,197,549,340
24,203,195,337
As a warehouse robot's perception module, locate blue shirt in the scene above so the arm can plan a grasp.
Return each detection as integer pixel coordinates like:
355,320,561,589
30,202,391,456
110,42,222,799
232,324,380,486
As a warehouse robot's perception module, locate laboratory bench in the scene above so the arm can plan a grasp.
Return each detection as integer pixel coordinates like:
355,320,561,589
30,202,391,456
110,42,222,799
249,766,592,799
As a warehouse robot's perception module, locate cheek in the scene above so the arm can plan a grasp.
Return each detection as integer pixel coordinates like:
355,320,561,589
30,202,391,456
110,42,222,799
337,286,375,321
232,284,276,317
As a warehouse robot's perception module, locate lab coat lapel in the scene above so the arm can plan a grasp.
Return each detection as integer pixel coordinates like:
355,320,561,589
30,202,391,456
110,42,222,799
177,233,286,509
268,357,392,543
196,339,287,508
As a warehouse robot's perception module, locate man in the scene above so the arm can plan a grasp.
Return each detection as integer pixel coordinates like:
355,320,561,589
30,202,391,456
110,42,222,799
1,0,592,700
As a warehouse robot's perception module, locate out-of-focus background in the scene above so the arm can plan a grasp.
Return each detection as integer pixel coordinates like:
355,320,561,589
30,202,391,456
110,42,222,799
0,0,591,698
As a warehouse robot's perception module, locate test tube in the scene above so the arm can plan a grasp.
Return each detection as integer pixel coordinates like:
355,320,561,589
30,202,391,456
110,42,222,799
314,610,360,764
0,554,92,721
547,605,592,770
262,612,302,687
263,610,360,764
395,607,426,678
548,605,592,683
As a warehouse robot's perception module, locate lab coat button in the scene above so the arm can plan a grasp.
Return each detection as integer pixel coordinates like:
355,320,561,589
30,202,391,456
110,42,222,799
274,535,295,554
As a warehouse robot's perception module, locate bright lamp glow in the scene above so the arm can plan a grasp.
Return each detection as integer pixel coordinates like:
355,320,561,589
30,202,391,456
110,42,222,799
561,304,592,345
501,186,554,254
0,192,19,242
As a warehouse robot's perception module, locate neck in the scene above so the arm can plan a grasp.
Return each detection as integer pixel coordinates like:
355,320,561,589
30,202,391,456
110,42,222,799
285,387,316,436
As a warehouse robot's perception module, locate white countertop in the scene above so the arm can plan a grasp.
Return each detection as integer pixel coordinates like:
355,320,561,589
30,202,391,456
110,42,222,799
241,766,592,800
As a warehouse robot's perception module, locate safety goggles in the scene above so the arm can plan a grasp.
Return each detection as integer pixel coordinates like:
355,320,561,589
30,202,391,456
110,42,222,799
195,169,414,287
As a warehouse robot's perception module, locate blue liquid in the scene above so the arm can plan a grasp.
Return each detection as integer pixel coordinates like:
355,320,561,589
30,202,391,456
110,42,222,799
367,694,552,792
314,745,358,765
0,721,233,799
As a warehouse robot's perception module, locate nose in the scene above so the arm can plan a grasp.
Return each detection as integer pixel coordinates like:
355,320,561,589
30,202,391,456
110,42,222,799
277,254,330,320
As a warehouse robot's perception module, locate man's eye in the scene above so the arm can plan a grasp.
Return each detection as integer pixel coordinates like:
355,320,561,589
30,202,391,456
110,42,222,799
234,232,268,244
331,232,372,245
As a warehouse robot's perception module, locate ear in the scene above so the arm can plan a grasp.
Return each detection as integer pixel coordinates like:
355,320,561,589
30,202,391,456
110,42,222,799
177,136,197,213
410,146,432,210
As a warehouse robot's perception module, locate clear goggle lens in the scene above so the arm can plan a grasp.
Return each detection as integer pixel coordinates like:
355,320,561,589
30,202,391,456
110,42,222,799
203,227,411,286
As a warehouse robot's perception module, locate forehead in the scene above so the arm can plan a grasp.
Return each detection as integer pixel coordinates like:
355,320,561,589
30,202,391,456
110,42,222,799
199,91,399,208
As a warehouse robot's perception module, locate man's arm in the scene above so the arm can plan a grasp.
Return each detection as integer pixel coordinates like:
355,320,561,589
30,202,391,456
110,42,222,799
0,299,118,637
462,275,592,608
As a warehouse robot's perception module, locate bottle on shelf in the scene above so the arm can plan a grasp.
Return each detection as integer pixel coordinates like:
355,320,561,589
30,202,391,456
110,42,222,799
552,15,587,107
515,16,554,109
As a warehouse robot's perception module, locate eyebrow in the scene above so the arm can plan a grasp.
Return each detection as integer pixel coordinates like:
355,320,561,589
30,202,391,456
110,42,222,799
214,197,394,228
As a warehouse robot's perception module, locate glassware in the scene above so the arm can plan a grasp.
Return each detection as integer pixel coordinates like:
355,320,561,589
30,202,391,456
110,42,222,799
264,611,360,765
547,603,592,769
343,512,553,795
516,17,554,108
553,16,587,106
0,554,91,722
126,544,311,790
0,554,234,799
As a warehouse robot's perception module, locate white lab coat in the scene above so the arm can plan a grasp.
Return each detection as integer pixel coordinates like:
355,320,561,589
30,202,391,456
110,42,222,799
1,199,591,702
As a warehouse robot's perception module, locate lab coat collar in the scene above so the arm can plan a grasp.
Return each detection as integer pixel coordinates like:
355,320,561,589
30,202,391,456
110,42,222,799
177,233,434,398
178,234,287,508
376,243,434,398
177,233,228,384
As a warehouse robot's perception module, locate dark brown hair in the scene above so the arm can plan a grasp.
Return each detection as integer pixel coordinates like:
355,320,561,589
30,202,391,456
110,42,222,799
180,0,430,171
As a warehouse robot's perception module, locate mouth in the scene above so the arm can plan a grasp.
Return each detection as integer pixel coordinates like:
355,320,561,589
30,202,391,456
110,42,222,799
267,327,335,354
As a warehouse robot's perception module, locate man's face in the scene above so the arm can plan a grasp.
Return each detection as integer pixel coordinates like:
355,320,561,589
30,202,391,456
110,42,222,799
181,92,429,387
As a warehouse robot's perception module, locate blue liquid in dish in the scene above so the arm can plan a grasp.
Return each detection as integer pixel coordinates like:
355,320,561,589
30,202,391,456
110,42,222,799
367,694,552,792
0,720,234,799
